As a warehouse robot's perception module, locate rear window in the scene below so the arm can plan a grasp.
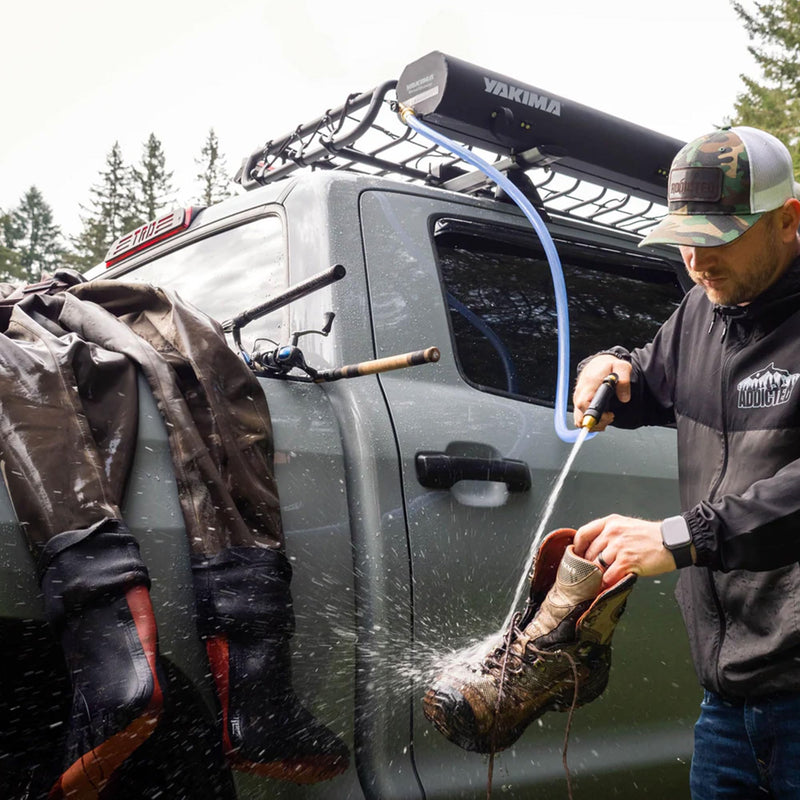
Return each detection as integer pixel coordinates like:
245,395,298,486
114,215,288,347
435,220,684,406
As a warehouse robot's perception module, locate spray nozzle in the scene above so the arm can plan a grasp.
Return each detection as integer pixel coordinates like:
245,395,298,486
581,373,619,430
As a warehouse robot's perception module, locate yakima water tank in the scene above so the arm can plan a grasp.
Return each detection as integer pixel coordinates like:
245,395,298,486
397,51,683,202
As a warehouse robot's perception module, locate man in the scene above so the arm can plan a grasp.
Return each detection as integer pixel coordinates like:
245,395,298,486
572,126,800,799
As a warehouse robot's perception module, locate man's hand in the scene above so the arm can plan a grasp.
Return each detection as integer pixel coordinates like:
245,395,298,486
573,514,676,588
573,355,632,431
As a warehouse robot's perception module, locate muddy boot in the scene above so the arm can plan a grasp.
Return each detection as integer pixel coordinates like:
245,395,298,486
423,528,635,753
42,520,165,800
193,547,350,784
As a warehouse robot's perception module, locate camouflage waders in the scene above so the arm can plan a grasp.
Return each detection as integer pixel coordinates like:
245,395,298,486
0,280,348,796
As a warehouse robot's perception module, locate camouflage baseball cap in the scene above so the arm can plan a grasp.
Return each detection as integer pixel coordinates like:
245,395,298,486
639,126,797,248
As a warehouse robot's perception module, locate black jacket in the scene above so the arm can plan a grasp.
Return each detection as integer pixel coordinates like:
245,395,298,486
611,256,800,698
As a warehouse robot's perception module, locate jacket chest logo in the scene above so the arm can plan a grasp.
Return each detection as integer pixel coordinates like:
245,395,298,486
737,363,800,409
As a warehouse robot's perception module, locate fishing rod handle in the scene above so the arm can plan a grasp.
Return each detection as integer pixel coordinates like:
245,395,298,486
315,347,440,382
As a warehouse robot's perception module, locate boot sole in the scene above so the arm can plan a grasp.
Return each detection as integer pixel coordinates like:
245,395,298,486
48,706,163,799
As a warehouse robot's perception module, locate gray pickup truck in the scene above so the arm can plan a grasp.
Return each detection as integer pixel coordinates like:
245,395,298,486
1,52,698,799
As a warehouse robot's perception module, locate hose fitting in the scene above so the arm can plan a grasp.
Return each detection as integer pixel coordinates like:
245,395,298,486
581,373,619,430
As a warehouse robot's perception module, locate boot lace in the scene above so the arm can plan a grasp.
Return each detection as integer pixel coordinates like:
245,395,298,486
483,614,527,674
484,611,580,800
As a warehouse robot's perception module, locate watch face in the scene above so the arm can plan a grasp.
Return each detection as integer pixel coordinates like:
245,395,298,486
662,516,690,549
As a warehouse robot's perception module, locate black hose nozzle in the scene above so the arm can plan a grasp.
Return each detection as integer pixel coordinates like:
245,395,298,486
582,373,619,430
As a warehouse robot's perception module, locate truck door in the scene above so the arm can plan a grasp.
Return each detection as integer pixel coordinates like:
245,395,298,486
360,189,697,799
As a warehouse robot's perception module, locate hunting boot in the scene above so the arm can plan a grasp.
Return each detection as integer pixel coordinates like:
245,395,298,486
41,519,165,800
193,547,350,784
423,528,636,753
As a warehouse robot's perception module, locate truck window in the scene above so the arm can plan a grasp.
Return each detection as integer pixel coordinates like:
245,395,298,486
117,215,288,346
434,221,684,406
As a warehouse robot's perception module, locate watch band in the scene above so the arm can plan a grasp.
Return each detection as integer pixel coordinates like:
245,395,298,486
661,515,694,569
668,542,694,569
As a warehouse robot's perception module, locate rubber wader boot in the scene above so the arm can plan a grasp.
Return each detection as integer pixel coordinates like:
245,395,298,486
193,547,349,784
423,528,636,753
41,520,165,800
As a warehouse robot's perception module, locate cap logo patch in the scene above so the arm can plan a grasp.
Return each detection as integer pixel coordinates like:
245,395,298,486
669,167,723,203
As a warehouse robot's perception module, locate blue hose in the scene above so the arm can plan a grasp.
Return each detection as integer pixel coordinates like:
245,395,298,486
401,107,585,443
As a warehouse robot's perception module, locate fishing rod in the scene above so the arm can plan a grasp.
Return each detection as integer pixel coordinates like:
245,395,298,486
223,263,440,382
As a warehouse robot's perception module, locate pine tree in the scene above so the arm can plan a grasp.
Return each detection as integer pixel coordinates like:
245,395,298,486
4,188,64,283
194,128,232,206
131,133,176,223
730,0,800,178
70,142,138,270
0,210,23,283
67,217,112,272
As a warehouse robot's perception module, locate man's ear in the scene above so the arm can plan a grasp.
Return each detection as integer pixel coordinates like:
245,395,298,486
781,197,800,241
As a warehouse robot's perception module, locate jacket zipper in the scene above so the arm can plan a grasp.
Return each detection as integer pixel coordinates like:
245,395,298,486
705,320,738,694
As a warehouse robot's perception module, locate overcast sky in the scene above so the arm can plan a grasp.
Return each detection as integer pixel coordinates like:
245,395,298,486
2,0,757,238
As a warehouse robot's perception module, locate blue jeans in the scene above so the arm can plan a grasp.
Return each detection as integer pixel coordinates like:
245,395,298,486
691,689,800,799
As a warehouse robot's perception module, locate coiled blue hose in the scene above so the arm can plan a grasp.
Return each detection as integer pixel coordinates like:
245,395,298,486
401,107,585,443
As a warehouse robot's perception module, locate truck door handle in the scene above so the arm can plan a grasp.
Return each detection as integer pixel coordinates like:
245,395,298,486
415,452,531,492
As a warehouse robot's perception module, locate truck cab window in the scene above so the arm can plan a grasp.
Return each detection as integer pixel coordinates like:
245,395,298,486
435,222,684,406
119,215,288,347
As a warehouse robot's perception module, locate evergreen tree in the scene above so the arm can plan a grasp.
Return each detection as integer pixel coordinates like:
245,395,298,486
70,142,138,270
0,210,23,282
131,133,176,223
67,217,112,273
194,128,232,206
4,187,64,283
730,0,800,177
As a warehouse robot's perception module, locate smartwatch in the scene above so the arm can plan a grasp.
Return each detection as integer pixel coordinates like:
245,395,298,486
661,515,694,569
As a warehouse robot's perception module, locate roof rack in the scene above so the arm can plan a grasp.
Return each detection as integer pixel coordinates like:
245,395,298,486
235,53,684,240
